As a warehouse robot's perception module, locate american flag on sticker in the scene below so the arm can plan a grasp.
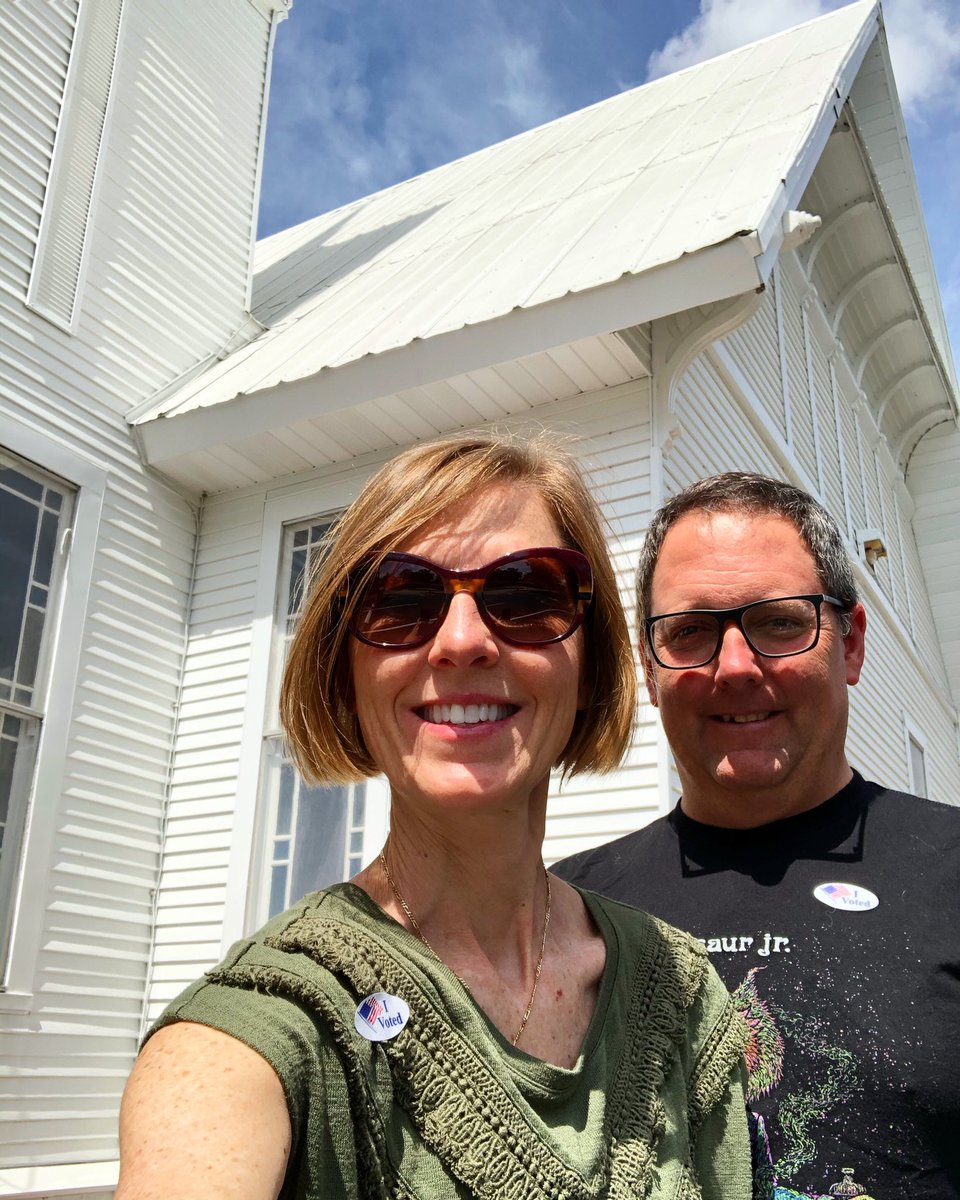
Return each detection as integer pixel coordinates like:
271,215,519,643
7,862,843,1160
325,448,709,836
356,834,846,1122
823,884,853,899
357,996,384,1025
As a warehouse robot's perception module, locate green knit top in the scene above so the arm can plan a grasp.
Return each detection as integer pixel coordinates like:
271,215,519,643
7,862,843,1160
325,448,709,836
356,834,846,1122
152,884,752,1199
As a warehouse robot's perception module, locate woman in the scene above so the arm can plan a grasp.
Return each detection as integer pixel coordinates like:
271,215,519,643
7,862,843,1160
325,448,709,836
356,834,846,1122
116,433,754,1200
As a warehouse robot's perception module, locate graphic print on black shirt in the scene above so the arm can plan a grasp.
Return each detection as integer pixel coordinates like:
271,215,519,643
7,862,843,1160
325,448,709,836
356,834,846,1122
553,775,960,1200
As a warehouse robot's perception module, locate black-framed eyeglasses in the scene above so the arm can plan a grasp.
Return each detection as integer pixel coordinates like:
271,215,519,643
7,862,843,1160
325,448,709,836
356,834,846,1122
348,547,593,650
645,594,845,670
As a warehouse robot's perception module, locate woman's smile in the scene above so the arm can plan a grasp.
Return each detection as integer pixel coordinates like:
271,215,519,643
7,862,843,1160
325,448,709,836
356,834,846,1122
415,697,520,728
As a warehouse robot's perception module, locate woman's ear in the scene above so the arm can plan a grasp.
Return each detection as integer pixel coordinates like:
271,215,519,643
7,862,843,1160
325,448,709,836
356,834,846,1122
341,641,357,713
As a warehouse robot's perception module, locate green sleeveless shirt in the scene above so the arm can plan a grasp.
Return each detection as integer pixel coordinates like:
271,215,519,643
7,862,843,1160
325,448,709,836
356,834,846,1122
152,884,751,1199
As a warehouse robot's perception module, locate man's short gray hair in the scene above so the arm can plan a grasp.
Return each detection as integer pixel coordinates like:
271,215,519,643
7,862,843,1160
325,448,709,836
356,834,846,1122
637,473,858,635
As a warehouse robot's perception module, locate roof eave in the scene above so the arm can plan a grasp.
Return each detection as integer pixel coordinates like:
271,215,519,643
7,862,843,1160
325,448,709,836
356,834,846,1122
752,1,880,286
136,234,765,470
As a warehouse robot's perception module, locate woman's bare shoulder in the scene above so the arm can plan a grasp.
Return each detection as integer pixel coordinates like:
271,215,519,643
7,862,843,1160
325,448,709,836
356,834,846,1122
115,1021,292,1200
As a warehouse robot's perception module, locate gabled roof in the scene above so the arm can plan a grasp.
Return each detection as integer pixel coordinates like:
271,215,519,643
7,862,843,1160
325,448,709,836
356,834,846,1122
133,0,955,486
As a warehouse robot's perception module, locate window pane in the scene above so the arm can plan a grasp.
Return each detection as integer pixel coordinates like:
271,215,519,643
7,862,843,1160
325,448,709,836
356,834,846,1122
261,749,368,922
0,465,66,707
0,469,42,503
269,864,288,918
33,508,59,587
288,548,307,615
0,490,37,688
0,715,19,836
17,606,44,695
0,713,39,867
277,762,294,836
289,783,348,904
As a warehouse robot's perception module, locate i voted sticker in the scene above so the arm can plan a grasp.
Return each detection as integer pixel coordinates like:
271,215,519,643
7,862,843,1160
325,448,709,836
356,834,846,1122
813,882,879,912
355,992,410,1042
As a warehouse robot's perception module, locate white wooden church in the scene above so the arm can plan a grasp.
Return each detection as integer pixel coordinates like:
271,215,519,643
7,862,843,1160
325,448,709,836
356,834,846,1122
1,0,958,1192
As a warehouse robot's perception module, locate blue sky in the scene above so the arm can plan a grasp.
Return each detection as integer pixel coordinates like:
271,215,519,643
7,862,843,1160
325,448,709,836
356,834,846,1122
257,0,960,360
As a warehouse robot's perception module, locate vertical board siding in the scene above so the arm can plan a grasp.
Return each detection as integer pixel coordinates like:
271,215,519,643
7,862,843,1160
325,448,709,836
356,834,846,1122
899,474,953,696
812,332,842,512
147,384,657,1018
837,372,869,536
908,421,960,707
779,267,818,484
0,0,276,1175
847,595,957,797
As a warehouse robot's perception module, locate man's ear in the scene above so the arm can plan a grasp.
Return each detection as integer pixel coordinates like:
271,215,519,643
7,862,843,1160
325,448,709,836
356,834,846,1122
642,653,659,707
844,602,867,686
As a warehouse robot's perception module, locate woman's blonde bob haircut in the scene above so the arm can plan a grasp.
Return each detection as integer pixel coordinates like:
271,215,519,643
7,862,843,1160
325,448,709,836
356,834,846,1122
280,432,636,784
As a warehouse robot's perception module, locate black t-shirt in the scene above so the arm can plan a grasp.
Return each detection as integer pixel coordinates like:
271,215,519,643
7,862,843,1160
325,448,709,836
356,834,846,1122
553,774,960,1199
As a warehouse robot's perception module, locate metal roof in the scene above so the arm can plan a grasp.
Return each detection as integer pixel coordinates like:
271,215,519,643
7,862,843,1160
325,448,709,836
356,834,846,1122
135,0,884,438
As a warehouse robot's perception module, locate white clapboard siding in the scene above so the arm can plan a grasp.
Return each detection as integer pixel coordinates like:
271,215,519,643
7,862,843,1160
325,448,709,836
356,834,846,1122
144,492,267,1021
0,474,195,1169
908,420,960,708
661,301,959,809
666,352,784,490
721,279,787,441
0,0,280,1177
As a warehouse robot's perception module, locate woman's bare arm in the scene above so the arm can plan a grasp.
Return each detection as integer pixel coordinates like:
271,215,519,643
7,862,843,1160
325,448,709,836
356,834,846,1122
115,1021,292,1200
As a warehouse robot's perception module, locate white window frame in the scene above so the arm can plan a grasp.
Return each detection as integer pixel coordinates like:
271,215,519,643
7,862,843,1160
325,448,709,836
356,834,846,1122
0,418,106,1007
249,515,368,928
903,716,929,798
220,476,389,952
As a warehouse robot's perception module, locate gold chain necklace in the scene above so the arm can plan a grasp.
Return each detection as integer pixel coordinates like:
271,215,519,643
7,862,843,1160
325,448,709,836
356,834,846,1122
378,848,551,1046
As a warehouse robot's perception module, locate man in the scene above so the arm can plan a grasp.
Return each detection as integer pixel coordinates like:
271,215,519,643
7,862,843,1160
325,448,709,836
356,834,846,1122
555,473,960,1199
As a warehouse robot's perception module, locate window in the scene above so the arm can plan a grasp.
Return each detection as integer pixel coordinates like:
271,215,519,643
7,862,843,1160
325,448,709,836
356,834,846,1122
252,516,367,925
0,452,72,967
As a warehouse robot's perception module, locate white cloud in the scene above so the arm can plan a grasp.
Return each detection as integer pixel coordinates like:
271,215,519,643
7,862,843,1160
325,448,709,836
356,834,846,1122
882,0,960,117
643,0,960,117
645,0,833,80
